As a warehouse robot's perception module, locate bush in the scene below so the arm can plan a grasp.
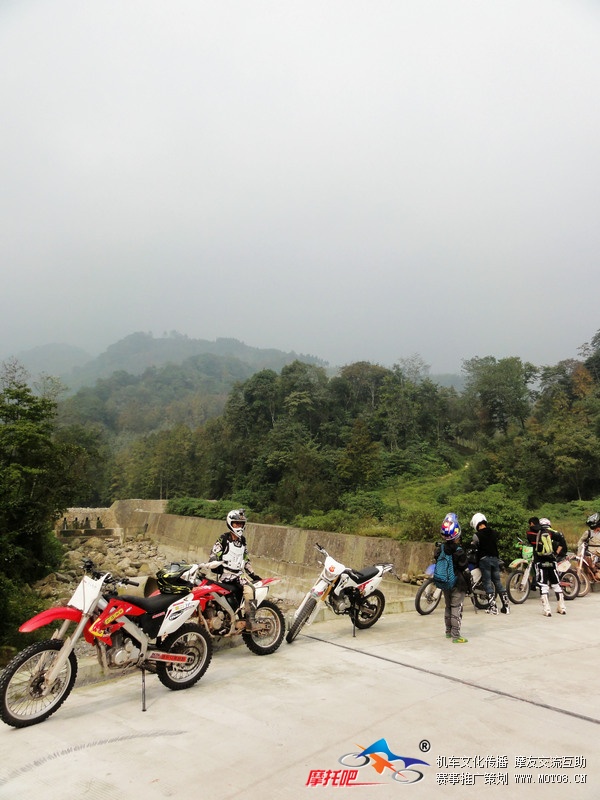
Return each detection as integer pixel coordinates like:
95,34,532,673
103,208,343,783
339,490,388,520
451,485,528,562
0,575,48,651
395,508,440,542
292,509,355,533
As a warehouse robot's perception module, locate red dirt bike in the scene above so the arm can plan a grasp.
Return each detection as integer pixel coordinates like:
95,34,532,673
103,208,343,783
156,561,285,655
0,559,213,728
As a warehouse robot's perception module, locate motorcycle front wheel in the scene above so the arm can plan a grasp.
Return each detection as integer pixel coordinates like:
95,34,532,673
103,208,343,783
414,578,442,615
351,589,385,629
506,569,530,604
576,569,591,597
0,639,77,728
560,570,579,600
286,597,317,643
242,600,285,655
156,623,213,690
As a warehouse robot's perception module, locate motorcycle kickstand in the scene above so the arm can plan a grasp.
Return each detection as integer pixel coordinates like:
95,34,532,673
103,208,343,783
141,667,147,713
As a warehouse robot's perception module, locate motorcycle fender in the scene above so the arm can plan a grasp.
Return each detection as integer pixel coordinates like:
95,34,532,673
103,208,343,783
255,585,270,606
470,566,482,584
19,606,82,633
156,599,199,638
508,558,528,570
309,578,330,601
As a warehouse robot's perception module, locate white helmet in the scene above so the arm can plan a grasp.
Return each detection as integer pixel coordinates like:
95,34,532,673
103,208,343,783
539,517,551,528
470,512,487,530
226,508,247,536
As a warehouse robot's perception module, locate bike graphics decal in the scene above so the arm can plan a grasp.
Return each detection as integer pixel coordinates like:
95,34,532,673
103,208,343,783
305,737,430,787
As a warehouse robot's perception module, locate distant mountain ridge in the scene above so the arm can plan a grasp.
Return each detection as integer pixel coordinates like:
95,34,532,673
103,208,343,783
14,331,328,391
11,332,464,392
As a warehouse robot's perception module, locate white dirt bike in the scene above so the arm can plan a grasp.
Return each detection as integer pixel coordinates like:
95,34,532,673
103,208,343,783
286,543,397,643
0,559,213,728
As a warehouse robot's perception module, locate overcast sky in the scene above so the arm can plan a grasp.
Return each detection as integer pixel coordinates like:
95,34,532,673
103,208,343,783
1,1,599,374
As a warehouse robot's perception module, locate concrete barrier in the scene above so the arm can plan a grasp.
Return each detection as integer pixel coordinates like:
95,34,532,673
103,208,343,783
108,500,431,612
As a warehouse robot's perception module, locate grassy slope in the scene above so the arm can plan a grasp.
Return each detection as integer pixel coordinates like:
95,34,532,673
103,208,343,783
381,470,599,549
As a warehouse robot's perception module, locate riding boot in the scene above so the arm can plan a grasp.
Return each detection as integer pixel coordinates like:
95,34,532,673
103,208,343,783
486,593,498,615
541,594,552,617
500,592,510,614
556,593,566,615
245,599,261,632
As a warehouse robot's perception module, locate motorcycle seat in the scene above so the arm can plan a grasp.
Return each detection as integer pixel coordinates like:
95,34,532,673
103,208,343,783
347,566,379,583
119,593,182,613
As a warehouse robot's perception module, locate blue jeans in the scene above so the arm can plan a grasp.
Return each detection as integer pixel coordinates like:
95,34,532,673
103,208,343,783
479,556,505,595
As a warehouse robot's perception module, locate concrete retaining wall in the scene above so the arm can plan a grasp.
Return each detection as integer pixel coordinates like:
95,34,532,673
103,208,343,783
106,500,432,610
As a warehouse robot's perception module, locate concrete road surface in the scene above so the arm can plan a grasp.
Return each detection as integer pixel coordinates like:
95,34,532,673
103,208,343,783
1,588,599,800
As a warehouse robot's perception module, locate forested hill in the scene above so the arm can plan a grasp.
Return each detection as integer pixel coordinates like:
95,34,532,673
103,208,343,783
16,331,328,391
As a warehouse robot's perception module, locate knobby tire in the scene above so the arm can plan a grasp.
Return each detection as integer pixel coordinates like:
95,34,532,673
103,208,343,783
286,597,317,643
0,639,77,728
156,623,213,690
242,600,285,655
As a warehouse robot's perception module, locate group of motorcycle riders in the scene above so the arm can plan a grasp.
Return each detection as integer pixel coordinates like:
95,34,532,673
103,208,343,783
203,506,600,647
435,510,600,644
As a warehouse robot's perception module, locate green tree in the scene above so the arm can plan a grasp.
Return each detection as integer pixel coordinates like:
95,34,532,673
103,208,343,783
462,356,537,437
0,361,70,580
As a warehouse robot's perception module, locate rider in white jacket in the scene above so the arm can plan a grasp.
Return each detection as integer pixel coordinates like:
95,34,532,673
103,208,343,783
577,512,600,578
209,509,262,631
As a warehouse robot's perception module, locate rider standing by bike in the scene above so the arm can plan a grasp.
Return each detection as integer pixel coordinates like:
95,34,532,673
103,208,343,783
526,517,566,617
434,513,473,644
209,509,262,631
576,512,600,579
470,513,510,615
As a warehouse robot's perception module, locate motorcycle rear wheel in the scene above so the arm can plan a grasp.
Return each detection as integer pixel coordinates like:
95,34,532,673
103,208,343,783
351,589,385,629
0,639,77,728
242,600,285,655
506,569,530,604
156,623,213,690
286,597,317,643
473,587,496,610
414,578,442,615
560,569,579,600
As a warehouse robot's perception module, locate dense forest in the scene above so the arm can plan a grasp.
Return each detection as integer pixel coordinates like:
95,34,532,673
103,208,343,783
51,329,600,523
2,330,600,647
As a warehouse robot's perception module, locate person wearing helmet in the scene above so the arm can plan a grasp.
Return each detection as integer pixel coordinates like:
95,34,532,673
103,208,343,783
526,517,566,617
208,509,262,631
577,512,600,578
469,513,510,615
433,513,473,643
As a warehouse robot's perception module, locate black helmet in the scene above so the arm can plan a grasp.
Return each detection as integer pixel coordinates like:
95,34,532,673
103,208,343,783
586,512,600,530
156,563,194,595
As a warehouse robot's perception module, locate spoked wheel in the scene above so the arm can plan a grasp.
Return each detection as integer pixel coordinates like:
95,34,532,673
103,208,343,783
351,590,385,629
156,623,213,690
560,570,579,600
506,569,531,604
473,588,496,610
577,569,591,597
242,600,285,655
0,639,77,728
414,579,442,615
286,597,317,643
